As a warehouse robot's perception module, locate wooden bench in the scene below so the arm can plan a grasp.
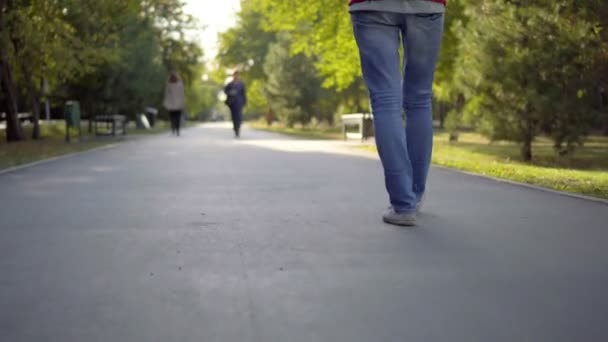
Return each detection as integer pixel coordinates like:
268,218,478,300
94,115,127,137
0,112,34,124
341,113,374,141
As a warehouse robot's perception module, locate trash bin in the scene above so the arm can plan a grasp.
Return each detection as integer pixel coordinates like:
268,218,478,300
65,101,81,127
64,101,81,142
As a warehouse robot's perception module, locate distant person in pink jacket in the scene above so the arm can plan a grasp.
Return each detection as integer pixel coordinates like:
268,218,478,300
163,70,186,137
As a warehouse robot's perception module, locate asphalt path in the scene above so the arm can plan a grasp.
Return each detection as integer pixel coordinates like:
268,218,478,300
1,123,607,342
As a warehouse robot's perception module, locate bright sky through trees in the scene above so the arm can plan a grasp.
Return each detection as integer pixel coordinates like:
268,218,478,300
183,0,241,61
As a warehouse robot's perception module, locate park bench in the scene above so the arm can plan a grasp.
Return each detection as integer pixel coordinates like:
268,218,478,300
94,115,127,137
341,113,374,141
0,112,34,124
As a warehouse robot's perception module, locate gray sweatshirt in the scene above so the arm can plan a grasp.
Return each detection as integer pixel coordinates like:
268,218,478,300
349,0,445,13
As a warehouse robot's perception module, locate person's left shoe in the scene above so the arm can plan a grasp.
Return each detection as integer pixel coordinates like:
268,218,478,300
383,207,416,227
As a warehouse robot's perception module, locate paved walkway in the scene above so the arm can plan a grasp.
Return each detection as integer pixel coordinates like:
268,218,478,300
1,123,607,342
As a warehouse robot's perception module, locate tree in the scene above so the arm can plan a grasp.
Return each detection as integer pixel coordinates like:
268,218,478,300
216,1,278,120
185,65,220,121
455,0,599,160
433,0,467,136
263,34,325,127
0,0,24,141
0,0,204,143
252,0,361,91
2,0,128,141
574,0,608,136
64,0,203,125
217,1,277,80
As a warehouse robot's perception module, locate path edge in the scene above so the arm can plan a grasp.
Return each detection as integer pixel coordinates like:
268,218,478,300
0,143,120,176
432,165,608,205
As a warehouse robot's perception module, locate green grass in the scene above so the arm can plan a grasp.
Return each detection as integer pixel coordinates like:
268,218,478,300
250,122,608,200
249,121,343,140
0,120,175,170
428,132,608,199
0,122,108,170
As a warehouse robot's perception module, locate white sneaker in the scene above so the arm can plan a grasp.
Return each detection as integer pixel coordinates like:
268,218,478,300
383,207,416,227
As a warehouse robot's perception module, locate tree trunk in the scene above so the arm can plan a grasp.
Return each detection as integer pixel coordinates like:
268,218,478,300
355,78,367,113
87,100,93,134
521,138,533,161
599,87,608,136
0,54,23,142
19,66,42,139
520,109,534,162
0,0,23,141
449,132,459,142
30,90,41,140
439,102,446,129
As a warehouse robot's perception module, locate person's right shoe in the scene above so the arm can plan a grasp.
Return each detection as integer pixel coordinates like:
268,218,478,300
383,207,416,227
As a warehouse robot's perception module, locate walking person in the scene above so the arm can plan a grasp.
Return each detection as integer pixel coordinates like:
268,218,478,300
350,0,445,226
224,71,247,138
164,70,185,136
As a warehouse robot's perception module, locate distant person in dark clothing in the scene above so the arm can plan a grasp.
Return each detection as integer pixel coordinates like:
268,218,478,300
163,70,185,136
224,71,247,138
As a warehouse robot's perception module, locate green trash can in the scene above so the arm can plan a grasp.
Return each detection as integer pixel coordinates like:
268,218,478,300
64,100,82,142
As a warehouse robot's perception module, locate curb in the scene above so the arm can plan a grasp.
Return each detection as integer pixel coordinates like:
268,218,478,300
0,124,201,176
432,165,608,206
223,126,608,206
0,143,120,176
348,143,608,205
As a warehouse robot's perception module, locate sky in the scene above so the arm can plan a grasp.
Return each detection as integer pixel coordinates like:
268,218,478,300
183,0,241,63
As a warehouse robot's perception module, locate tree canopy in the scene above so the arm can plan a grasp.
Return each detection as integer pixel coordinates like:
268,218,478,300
215,0,608,160
0,0,205,141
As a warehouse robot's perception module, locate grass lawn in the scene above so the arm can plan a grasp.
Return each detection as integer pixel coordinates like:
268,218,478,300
250,121,343,140
0,120,174,171
428,133,608,200
250,122,608,200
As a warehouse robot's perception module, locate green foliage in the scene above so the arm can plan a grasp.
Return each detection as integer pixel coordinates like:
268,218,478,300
244,79,269,119
0,0,124,140
252,0,360,91
454,0,600,159
216,2,278,120
0,0,204,141
217,2,277,80
433,0,466,103
263,34,326,127
217,0,362,126
186,67,220,121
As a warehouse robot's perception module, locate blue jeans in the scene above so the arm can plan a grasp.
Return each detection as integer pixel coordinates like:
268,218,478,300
351,11,444,214
230,105,243,135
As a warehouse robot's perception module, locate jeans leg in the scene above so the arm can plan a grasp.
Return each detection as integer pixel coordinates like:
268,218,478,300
402,13,444,201
352,11,416,213
231,106,242,135
175,110,181,136
235,107,242,134
169,111,177,134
